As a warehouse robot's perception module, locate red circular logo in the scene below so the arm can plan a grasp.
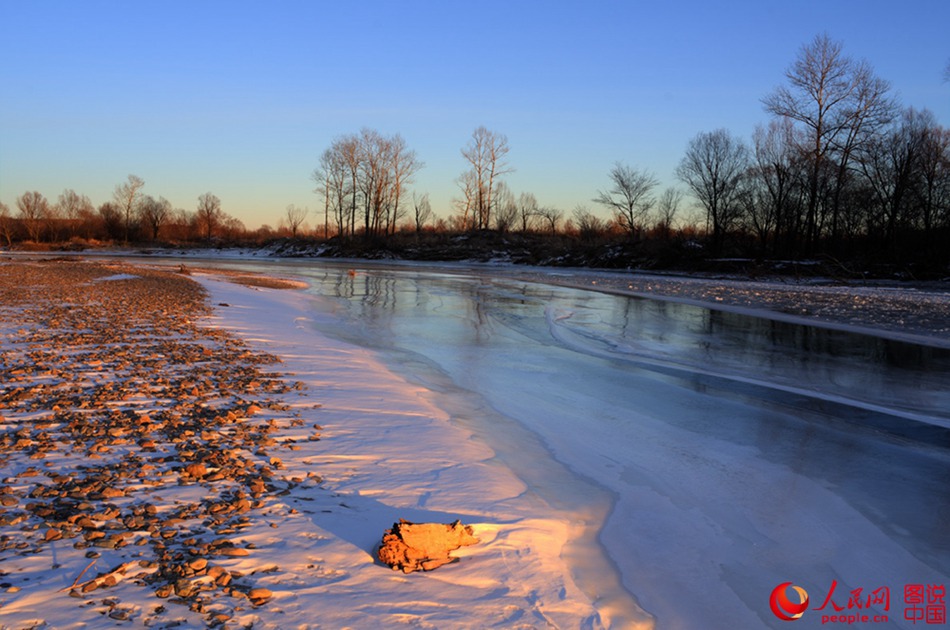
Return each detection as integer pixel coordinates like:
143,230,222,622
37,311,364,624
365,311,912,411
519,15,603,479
770,582,810,621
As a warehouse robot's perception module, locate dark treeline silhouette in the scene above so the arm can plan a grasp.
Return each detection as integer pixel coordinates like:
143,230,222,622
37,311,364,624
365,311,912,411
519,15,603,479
746,34,950,268
3,34,948,277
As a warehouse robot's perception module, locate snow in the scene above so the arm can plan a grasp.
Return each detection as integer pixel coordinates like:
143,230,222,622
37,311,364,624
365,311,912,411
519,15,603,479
92,273,140,282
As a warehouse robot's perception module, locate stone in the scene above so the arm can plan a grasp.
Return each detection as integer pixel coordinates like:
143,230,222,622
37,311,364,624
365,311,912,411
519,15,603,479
248,587,273,605
187,557,208,572
184,463,207,479
377,519,478,573
155,584,174,598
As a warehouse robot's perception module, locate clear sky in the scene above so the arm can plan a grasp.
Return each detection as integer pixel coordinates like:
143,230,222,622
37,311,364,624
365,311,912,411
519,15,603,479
1,1,948,230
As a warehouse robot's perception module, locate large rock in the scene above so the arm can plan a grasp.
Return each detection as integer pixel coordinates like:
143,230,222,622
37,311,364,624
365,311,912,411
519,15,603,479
377,519,478,573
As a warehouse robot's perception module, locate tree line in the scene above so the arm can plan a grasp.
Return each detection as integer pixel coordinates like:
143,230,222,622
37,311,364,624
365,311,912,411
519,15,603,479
3,34,948,272
1,175,244,247
308,33,950,269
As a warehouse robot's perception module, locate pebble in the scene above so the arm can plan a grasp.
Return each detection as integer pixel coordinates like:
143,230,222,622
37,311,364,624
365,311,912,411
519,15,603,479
248,587,273,605
187,557,208,571
0,261,319,610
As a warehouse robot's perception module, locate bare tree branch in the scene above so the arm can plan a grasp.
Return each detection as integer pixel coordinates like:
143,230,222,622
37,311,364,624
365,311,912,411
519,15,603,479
113,174,145,243
459,127,513,230
196,192,222,242
285,204,308,238
676,129,749,254
594,162,658,238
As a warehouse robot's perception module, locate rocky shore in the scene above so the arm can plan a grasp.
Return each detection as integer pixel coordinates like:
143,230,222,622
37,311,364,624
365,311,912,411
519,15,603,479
0,259,321,627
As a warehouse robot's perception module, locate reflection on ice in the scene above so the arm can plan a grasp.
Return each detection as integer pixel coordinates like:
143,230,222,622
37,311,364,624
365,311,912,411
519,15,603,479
257,263,950,628
544,294,950,431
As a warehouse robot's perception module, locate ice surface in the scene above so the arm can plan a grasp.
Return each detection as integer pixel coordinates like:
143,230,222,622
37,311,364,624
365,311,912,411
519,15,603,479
270,262,950,629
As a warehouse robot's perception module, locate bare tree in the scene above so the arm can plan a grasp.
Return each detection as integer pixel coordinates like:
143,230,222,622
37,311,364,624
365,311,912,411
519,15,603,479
56,189,80,221
312,134,362,237
0,201,14,246
139,195,171,241
763,33,894,249
314,130,422,238
734,173,777,251
572,205,605,240
386,133,423,236
749,120,806,254
412,192,433,233
676,129,749,254
285,204,308,238
655,187,683,238
459,126,513,230
536,206,563,235
915,119,950,245
312,164,330,239
113,174,145,243
339,134,362,236
220,215,245,241
594,162,659,238
492,182,518,232
196,192,222,241
98,202,124,241
16,191,48,242
518,192,539,232
313,144,350,238
41,200,63,242
856,107,938,249
165,208,195,241
356,128,410,237
56,189,94,240
356,128,421,237
358,129,391,236
453,169,478,230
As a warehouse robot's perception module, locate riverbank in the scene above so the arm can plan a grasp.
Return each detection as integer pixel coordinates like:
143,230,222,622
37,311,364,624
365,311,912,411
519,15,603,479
0,259,641,628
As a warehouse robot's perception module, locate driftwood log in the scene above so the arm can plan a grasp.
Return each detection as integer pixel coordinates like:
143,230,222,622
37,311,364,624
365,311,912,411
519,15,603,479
377,519,478,573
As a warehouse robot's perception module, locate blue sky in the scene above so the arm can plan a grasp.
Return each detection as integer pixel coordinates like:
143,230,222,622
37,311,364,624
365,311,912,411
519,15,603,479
1,1,948,230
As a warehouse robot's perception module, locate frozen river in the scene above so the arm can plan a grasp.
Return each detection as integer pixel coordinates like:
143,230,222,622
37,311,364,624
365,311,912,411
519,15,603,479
138,255,947,628
246,261,947,629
